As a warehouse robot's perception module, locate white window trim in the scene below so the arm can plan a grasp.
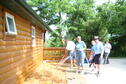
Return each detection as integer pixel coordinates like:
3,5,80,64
32,26,35,38
5,12,17,35
32,26,36,46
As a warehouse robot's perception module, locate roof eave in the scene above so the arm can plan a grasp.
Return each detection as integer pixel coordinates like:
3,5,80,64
0,0,52,32
16,0,52,32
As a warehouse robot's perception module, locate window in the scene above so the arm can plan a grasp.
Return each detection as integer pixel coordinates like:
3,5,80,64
32,26,36,46
5,12,17,35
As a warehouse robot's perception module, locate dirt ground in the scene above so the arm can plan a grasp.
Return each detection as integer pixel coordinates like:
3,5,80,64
23,62,88,84
24,58,126,84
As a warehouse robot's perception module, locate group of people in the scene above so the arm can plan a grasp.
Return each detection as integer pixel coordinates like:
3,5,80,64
63,36,112,74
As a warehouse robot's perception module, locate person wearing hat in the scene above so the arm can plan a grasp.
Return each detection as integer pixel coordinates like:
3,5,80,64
91,36,104,75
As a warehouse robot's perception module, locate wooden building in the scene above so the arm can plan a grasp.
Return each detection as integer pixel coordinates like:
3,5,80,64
0,0,51,84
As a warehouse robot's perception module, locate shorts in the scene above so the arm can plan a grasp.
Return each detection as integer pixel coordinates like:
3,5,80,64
68,50,76,60
92,54,101,64
89,57,94,63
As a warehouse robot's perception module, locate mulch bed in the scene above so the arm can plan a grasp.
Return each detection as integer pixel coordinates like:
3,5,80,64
23,62,88,84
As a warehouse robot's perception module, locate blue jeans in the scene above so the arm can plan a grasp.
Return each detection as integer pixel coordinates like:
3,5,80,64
76,50,85,67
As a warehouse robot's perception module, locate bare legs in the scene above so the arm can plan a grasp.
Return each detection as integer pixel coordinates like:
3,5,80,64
96,64,100,73
70,59,77,68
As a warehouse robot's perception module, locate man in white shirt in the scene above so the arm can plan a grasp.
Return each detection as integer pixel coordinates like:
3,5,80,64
103,40,112,64
65,40,76,68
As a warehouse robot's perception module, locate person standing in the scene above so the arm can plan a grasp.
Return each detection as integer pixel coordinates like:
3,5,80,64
75,36,87,71
103,40,112,64
65,39,76,68
92,36,104,74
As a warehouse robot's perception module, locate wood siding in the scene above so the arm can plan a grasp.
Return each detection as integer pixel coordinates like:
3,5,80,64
0,5,44,84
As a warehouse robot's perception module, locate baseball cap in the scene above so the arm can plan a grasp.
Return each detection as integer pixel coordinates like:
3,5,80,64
94,36,99,40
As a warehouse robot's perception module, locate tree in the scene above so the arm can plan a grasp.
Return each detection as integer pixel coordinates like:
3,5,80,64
27,0,126,57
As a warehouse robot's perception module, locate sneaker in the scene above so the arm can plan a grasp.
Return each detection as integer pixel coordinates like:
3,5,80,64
76,70,80,74
97,71,100,74
89,64,92,67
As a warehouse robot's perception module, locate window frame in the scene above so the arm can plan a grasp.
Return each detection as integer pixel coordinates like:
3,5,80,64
32,26,35,38
5,12,17,35
32,26,36,46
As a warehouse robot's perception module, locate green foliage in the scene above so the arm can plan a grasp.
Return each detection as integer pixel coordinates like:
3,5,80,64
110,34,126,57
27,0,126,57
48,24,68,47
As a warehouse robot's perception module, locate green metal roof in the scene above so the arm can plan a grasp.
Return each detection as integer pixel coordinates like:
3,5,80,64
0,0,52,32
